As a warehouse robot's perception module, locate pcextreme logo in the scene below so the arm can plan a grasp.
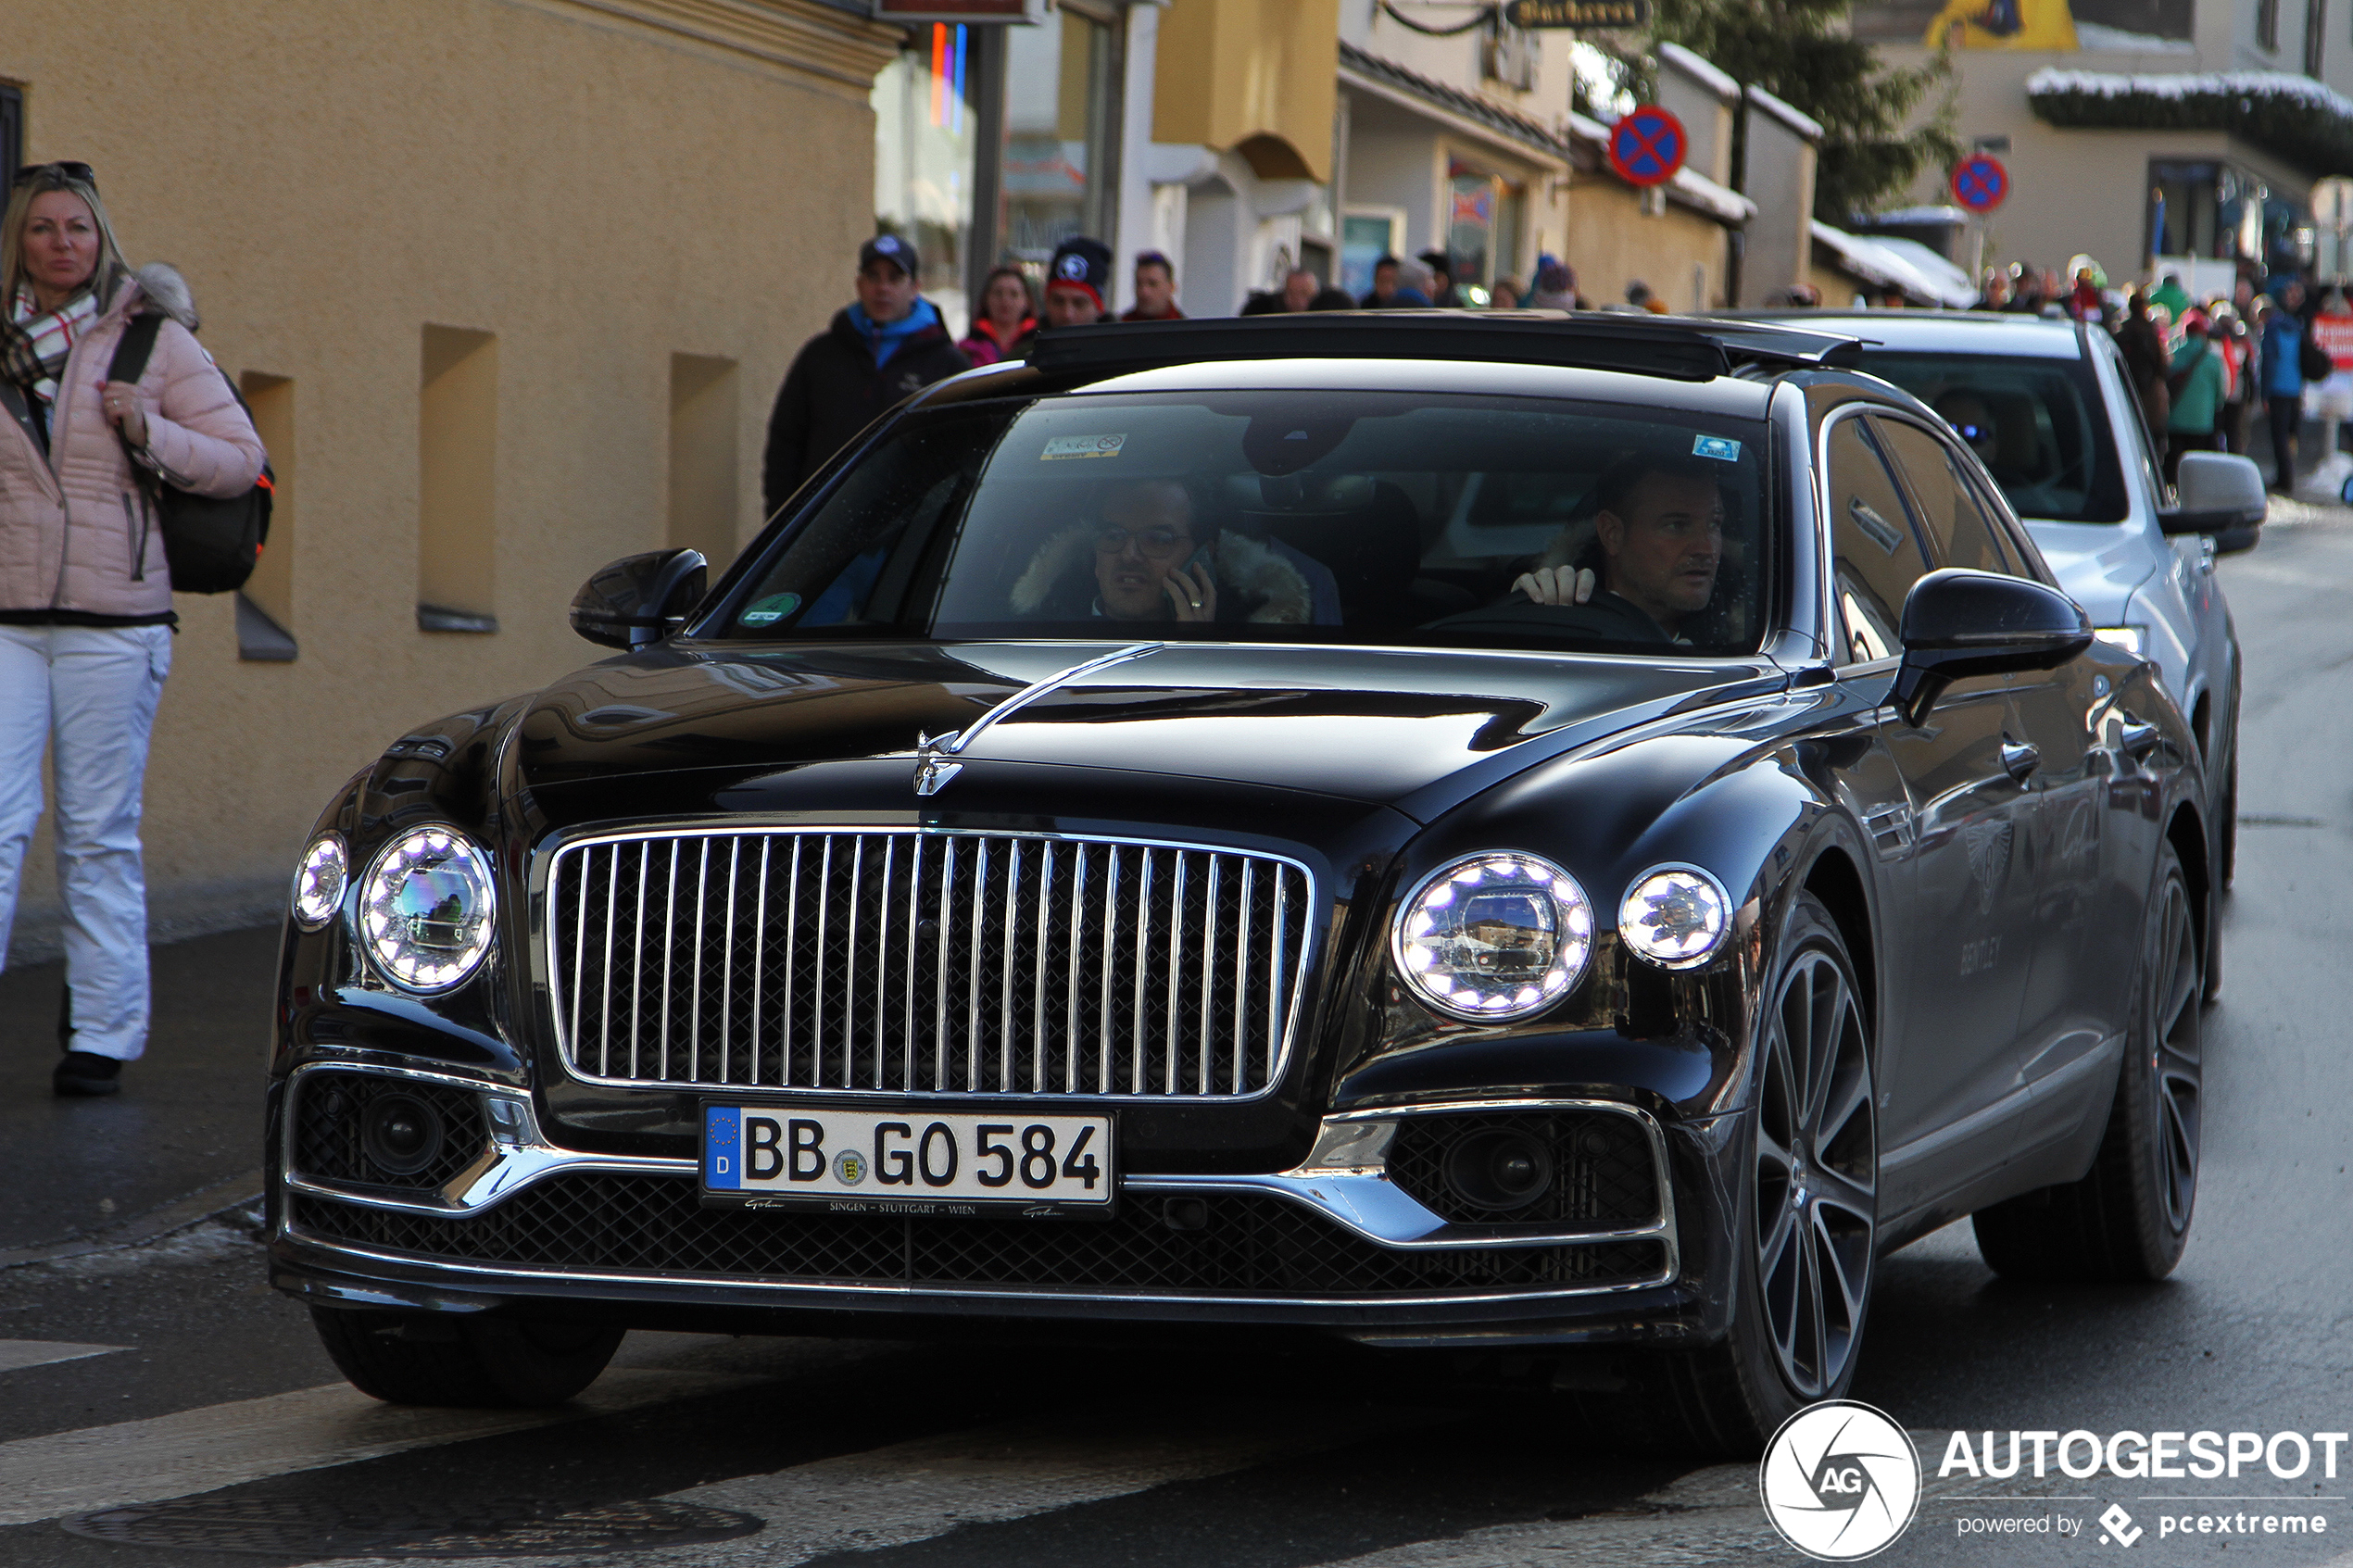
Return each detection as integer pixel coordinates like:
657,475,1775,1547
1760,1400,1924,1561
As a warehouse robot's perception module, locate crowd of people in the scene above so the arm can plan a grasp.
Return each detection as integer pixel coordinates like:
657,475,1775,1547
1961,258,2343,495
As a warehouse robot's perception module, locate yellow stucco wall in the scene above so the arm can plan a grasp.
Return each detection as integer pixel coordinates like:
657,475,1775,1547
1154,0,1340,182
2,0,898,953
1564,179,1734,311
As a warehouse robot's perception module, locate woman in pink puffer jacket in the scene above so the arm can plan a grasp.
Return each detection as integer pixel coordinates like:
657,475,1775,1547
0,161,265,1097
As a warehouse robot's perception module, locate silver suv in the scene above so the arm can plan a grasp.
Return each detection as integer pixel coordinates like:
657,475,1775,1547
1769,311,2249,895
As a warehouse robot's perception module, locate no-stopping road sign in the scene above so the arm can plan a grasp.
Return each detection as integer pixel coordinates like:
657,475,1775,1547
1608,106,1687,189
1950,154,2009,213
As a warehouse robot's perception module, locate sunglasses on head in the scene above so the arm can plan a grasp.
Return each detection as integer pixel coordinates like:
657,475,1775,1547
12,161,96,190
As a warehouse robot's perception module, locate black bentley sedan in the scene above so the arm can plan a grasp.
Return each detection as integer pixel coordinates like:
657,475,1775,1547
270,313,2209,1452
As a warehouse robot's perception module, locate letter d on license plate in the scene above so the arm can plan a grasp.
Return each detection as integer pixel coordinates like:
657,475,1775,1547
702,1105,1116,1218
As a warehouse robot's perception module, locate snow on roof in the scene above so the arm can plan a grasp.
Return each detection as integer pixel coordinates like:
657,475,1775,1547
1865,205,1969,226
2026,65,2353,119
1811,220,1978,307
1657,43,1739,105
1745,85,1824,143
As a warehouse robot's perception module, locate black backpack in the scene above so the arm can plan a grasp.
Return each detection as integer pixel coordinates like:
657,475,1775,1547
106,313,273,594
2298,323,2334,385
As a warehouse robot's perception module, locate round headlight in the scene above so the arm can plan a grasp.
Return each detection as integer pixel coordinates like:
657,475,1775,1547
290,833,348,931
359,826,497,992
1618,865,1732,970
1392,853,1593,1022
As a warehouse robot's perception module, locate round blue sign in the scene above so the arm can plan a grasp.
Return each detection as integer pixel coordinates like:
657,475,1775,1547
1950,154,2009,213
1608,106,1686,189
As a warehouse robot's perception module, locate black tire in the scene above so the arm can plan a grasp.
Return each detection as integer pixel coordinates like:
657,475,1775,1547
1604,893,1879,1457
309,1309,623,1407
1972,839,2201,1282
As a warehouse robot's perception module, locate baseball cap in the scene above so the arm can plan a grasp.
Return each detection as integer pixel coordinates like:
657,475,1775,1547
1045,236,1114,309
860,233,920,276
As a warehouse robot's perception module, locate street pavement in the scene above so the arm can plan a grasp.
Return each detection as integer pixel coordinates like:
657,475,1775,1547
1,514,2350,1566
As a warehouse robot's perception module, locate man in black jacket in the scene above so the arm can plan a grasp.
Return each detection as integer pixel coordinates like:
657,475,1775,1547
762,234,970,517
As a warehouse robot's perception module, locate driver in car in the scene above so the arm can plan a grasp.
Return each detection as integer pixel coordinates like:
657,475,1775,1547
1510,454,1723,644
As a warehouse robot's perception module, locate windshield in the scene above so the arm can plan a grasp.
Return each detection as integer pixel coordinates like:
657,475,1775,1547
1855,351,2128,523
709,391,1773,656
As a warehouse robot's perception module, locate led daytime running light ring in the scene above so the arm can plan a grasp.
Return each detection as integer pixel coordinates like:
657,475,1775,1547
1617,862,1733,971
290,832,349,932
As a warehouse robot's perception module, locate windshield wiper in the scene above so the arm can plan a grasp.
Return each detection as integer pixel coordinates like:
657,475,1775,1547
912,641,1165,797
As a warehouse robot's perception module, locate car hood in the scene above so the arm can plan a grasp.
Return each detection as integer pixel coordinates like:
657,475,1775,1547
511,639,1786,823
2020,519,2153,623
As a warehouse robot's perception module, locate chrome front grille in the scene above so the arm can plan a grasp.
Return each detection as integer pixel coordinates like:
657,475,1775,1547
544,830,1314,1098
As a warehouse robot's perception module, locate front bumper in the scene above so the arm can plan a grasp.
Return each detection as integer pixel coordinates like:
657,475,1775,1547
270,1061,1729,1348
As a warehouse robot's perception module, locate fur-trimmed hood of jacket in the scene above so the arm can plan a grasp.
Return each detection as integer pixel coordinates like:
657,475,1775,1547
1010,526,1314,624
127,262,201,330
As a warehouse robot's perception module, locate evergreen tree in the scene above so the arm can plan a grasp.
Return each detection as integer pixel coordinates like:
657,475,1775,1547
1645,0,1960,223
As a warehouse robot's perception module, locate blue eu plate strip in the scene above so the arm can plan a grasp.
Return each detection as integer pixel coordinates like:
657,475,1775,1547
705,1105,740,1189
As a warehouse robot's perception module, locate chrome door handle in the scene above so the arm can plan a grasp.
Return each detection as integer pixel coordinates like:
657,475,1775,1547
2118,721,2161,759
2001,740,2041,783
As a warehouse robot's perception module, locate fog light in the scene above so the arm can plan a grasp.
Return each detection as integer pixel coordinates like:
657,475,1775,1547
1444,1128,1554,1211
361,1093,445,1177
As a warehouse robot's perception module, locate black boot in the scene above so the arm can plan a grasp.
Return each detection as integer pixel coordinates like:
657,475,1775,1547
54,1050,123,1098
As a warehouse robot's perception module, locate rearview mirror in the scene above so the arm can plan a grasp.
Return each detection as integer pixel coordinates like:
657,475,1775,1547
571,548,708,649
1891,568,2092,726
2160,451,2267,535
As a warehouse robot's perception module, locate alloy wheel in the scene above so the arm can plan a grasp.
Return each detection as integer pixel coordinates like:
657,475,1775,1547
1754,947,1877,1400
2148,873,2202,1233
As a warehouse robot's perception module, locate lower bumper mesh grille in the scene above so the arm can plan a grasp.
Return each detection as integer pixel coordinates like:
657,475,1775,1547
293,1178,1663,1298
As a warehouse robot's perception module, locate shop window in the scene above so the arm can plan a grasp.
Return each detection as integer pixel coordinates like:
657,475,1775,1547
418,326,497,634
2149,161,2226,260
1340,210,1403,299
875,24,978,337
669,354,739,567
1447,163,1497,292
236,372,296,661
1001,4,1120,268
2259,0,2279,49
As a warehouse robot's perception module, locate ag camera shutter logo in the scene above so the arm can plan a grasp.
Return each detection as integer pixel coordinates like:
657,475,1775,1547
1760,1400,1922,1560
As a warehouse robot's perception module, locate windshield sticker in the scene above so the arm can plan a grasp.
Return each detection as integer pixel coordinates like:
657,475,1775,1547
1042,433,1127,461
1692,434,1742,462
738,592,801,627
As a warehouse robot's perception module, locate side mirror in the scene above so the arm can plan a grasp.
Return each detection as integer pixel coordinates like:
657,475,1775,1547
1891,568,2093,726
570,548,708,649
2160,451,2267,534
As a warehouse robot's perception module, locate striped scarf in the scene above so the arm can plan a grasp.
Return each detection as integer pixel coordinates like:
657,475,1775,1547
3,285,102,431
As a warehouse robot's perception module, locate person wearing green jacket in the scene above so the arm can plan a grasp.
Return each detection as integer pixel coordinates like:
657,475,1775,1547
2165,312,2228,483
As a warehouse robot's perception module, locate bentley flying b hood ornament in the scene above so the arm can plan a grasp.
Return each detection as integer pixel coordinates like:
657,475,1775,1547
913,642,1165,797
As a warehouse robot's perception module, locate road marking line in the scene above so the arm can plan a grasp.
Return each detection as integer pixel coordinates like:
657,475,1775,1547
305,1403,1440,1568
0,1339,128,1373
0,1368,759,1528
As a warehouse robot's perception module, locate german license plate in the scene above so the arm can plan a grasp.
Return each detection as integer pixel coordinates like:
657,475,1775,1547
700,1105,1115,1217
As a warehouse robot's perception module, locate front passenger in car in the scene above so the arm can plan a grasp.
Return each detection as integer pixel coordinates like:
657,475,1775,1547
1008,479,1314,625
